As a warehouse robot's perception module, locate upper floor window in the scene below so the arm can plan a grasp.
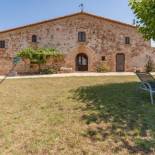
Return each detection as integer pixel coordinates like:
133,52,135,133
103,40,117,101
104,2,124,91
0,40,5,48
125,37,130,44
78,32,86,42
32,35,37,43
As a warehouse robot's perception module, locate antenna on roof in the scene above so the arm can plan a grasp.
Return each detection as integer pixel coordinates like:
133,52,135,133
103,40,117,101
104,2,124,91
79,3,84,12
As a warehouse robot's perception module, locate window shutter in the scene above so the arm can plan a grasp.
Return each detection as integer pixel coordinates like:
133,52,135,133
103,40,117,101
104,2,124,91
78,32,86,42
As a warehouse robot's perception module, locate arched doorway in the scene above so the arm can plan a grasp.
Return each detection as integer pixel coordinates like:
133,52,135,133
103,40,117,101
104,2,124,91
76,53,88,71
116,53,125,72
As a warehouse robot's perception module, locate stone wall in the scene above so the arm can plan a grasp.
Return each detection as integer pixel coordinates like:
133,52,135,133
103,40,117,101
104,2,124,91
0,12,154,74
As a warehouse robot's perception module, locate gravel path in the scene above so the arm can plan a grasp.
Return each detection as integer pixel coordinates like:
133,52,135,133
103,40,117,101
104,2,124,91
0,72,139,80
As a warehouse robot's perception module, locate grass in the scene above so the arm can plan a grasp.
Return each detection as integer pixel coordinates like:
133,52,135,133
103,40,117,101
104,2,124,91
0,76,155,154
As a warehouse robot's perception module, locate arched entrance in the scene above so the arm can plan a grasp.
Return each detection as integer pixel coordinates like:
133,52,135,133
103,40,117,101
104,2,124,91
76,53,88,71
116,53,125,72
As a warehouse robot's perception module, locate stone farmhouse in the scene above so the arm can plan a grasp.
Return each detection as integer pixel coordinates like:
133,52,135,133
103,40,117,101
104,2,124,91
0,12,154,74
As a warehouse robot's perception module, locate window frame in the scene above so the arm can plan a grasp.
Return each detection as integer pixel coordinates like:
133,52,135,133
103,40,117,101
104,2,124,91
0,40,5,49
125,37,130,45
32,35,37,43
78,32,86,42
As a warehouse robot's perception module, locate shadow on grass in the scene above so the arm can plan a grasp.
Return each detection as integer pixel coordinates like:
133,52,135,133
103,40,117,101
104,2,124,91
72,82,155,154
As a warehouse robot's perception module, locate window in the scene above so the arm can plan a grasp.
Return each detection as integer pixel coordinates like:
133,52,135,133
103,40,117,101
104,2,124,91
32,35,37,43
125,37,130,44
101,56,106,61
0,40,5,48
78,32,86,42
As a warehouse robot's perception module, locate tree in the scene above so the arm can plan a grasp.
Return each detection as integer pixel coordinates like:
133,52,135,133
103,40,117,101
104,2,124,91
129,0,155,40
17,48,64,73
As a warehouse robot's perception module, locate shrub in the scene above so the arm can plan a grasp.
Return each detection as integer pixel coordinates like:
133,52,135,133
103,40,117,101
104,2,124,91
96,62,110,72
145,57,154,73
135,139,155,152
40,68,58,74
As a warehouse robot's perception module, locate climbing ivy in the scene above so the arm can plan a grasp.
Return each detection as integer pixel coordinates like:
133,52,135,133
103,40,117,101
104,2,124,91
17,48,64,72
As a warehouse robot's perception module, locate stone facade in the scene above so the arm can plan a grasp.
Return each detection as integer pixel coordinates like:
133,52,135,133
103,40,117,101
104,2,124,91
0,12,154,74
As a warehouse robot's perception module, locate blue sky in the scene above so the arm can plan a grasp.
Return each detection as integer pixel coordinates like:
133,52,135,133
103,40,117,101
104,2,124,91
0,0,135,31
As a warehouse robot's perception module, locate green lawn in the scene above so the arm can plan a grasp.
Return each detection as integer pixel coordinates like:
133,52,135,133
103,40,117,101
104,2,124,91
0,76,155,155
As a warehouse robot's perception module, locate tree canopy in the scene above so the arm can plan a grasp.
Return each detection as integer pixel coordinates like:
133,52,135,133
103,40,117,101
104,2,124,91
129,0,155,40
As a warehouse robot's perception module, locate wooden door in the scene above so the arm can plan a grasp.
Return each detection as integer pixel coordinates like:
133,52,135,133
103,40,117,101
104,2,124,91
116,53,125,72
76,53,88,71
